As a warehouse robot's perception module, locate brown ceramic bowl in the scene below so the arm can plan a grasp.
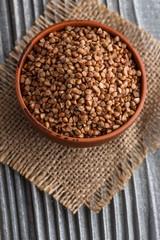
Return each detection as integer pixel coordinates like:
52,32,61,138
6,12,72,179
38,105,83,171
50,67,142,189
15,20,146,148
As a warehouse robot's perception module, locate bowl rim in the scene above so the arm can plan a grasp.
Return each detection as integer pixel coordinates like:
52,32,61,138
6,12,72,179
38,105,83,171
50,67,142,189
15,20,147,144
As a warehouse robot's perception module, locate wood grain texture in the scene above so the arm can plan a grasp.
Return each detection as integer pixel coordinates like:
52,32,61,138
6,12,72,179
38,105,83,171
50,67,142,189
0,0,160,239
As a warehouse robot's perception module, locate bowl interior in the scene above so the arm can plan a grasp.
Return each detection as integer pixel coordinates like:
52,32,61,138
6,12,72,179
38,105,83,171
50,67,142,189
15,20,146,145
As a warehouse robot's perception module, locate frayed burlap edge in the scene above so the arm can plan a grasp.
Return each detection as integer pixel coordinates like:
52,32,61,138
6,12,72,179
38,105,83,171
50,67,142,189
0,0,160,213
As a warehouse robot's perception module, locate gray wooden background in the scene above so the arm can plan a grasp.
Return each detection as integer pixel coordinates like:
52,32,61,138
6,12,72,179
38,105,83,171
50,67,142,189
0,0,160,239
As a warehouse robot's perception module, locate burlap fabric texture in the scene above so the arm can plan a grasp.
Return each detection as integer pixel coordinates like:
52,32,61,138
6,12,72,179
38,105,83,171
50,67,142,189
1,0,160,213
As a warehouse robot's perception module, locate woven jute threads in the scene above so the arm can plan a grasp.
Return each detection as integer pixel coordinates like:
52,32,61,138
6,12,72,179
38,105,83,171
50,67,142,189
0,0,160,213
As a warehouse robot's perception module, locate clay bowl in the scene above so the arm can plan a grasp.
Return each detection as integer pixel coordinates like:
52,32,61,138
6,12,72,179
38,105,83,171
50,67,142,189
15,20,146,148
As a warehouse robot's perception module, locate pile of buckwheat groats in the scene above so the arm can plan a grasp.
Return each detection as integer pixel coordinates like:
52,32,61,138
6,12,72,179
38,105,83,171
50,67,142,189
20,26,141,138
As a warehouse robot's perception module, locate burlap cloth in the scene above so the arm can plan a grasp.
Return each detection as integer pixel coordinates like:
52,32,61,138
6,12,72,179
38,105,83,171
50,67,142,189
1,0,160,213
